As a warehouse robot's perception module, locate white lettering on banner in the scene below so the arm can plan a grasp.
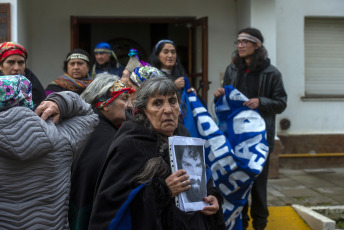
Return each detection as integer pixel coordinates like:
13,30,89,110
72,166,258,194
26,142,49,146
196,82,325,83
205,135,229,161
227,171,250,194
192,107,207,117
219,183,232,196
188,95,197,102
234,134,263,159
225,204,243,230
229,88,249,101
248,154,265,172
210,157,237,181
256,142,269,158
197,115,219,136
233,110,265,134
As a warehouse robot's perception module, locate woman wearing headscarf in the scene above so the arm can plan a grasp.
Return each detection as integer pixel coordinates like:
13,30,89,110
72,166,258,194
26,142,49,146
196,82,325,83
0,75,98,229
45,48,93,96
89,78,225,230
0,41,46,107
89,42,124,79
69,74,134,230
148,39,196,93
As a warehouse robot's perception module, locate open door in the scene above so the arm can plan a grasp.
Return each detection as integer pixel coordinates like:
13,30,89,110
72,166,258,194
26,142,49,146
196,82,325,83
187,17,209,103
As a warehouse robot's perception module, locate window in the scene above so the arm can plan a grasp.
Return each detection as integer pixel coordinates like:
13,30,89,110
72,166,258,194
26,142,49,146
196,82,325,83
305,17,344,97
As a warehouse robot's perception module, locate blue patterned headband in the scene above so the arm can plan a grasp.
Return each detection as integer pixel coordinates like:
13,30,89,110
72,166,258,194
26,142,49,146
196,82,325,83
154,39,175,53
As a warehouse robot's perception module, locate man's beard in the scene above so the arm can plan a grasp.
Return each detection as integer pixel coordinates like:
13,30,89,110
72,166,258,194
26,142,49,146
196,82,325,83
185,178,202,202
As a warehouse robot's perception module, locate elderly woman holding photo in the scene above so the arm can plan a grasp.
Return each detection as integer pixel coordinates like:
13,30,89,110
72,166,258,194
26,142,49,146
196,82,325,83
69,74,134,230
89,78,225,230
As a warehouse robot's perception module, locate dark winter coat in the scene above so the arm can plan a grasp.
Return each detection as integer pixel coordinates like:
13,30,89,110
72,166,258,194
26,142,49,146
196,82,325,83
69,109,120,230
222,60,287,151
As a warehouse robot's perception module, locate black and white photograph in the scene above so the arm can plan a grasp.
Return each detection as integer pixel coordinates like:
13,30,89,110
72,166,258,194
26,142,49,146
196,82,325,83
168,136,208,212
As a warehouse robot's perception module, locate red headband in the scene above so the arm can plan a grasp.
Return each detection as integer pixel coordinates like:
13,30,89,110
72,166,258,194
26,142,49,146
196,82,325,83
0,42,28,63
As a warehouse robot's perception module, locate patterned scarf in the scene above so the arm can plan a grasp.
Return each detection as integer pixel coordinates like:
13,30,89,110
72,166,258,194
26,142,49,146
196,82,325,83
52,74,93,93
95,80,134,109
130,66,165,87
0,75,33,111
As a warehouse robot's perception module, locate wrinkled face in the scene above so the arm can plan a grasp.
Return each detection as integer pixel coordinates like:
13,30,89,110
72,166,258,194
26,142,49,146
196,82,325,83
67,59,90,79
104,93,132,126
126,79,138,102
95,52,111,66
121,69,130,86
236,33,259,59
158,43,177,70
144,93,180,136
0,55,26,75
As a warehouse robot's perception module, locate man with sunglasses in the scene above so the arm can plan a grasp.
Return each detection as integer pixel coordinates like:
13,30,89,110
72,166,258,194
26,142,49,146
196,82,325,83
214,28,287,230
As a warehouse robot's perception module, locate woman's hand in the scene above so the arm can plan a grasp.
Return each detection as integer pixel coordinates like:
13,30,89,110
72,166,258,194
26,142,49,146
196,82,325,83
174,77,185,90
214,87,225,98
165,169,190,197
187,87,196,93
35,101,60,124
201,195,219,216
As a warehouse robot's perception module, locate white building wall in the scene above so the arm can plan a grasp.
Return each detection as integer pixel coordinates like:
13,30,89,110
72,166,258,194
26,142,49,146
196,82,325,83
275,0,344,135
16,0,237,105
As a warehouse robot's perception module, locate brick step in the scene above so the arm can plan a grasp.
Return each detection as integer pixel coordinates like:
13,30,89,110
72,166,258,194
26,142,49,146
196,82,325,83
278,153,344,169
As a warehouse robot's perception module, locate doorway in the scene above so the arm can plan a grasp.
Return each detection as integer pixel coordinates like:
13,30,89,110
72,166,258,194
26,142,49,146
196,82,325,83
71,16,209,102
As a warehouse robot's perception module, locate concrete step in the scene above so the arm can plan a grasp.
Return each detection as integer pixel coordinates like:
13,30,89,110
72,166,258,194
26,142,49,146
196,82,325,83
279,153,344,169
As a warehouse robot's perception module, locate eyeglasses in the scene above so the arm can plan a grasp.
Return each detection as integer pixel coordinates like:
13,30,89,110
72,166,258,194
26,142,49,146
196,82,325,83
234,39,250,47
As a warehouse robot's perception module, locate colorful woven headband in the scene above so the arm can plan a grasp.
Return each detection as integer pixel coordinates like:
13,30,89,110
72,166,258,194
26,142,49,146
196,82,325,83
130,66,165,87
66,53,90,63
0,75,33,111
0,42,27,63
154,39,175,53
237,33,262,47
95,80,134,109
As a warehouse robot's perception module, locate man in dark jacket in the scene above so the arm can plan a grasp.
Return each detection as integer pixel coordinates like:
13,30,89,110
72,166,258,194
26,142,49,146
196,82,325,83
214,28,287,230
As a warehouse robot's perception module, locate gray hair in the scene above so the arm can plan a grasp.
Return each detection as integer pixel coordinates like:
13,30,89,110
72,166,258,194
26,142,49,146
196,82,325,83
133,77,180,128
131,157,170,185
80,74,120,107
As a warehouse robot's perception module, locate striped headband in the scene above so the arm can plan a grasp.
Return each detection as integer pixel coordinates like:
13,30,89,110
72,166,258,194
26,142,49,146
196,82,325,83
66,53,90,62
154,39,175,53
95,80,134,109
237,33,262,47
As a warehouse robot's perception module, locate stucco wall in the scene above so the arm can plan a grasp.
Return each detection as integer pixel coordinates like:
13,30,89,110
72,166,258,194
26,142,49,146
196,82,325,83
17,0,236,105
275,0,344,134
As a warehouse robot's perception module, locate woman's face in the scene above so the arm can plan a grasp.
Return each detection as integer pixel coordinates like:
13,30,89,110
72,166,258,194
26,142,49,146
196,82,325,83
0,55,26,75
158,43,177,70
67,58,90,79
104,93,132,126
144,93,180,136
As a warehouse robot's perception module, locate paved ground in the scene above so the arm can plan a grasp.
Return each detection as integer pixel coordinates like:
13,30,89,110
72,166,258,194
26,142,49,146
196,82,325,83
267,168,344,207
246,168,344,229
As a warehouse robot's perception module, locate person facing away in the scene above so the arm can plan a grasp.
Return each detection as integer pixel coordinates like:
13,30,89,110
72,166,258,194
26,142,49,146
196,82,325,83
89,42,124,79
45,48,93,96
0,75,99,229
214,27,287,230
176,145,206,203
68,74,134,230
0,41,46,108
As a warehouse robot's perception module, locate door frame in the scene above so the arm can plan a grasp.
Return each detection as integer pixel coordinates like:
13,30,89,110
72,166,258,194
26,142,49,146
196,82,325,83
71,16,209,101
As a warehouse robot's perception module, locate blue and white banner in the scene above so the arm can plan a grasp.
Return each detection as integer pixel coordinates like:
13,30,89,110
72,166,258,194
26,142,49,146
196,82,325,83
181,78,269,230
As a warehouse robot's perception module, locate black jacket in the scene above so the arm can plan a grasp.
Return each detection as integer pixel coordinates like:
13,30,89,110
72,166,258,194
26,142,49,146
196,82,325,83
222,61,287,151
89,120,224,230
24,68,46,108
69,110,119,230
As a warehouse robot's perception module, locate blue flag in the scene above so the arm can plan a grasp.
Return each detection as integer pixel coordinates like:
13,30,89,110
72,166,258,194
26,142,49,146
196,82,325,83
181,78,269,230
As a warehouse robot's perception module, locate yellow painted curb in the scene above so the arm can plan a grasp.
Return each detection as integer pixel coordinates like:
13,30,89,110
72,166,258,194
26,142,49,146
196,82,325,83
247,206,311,230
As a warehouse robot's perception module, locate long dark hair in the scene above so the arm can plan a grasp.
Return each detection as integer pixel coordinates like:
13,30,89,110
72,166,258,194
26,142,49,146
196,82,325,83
232,28,268,71
148,40,187,80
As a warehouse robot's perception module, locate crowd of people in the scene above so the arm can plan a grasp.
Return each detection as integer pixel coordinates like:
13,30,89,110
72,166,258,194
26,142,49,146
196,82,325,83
0,27,287,230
